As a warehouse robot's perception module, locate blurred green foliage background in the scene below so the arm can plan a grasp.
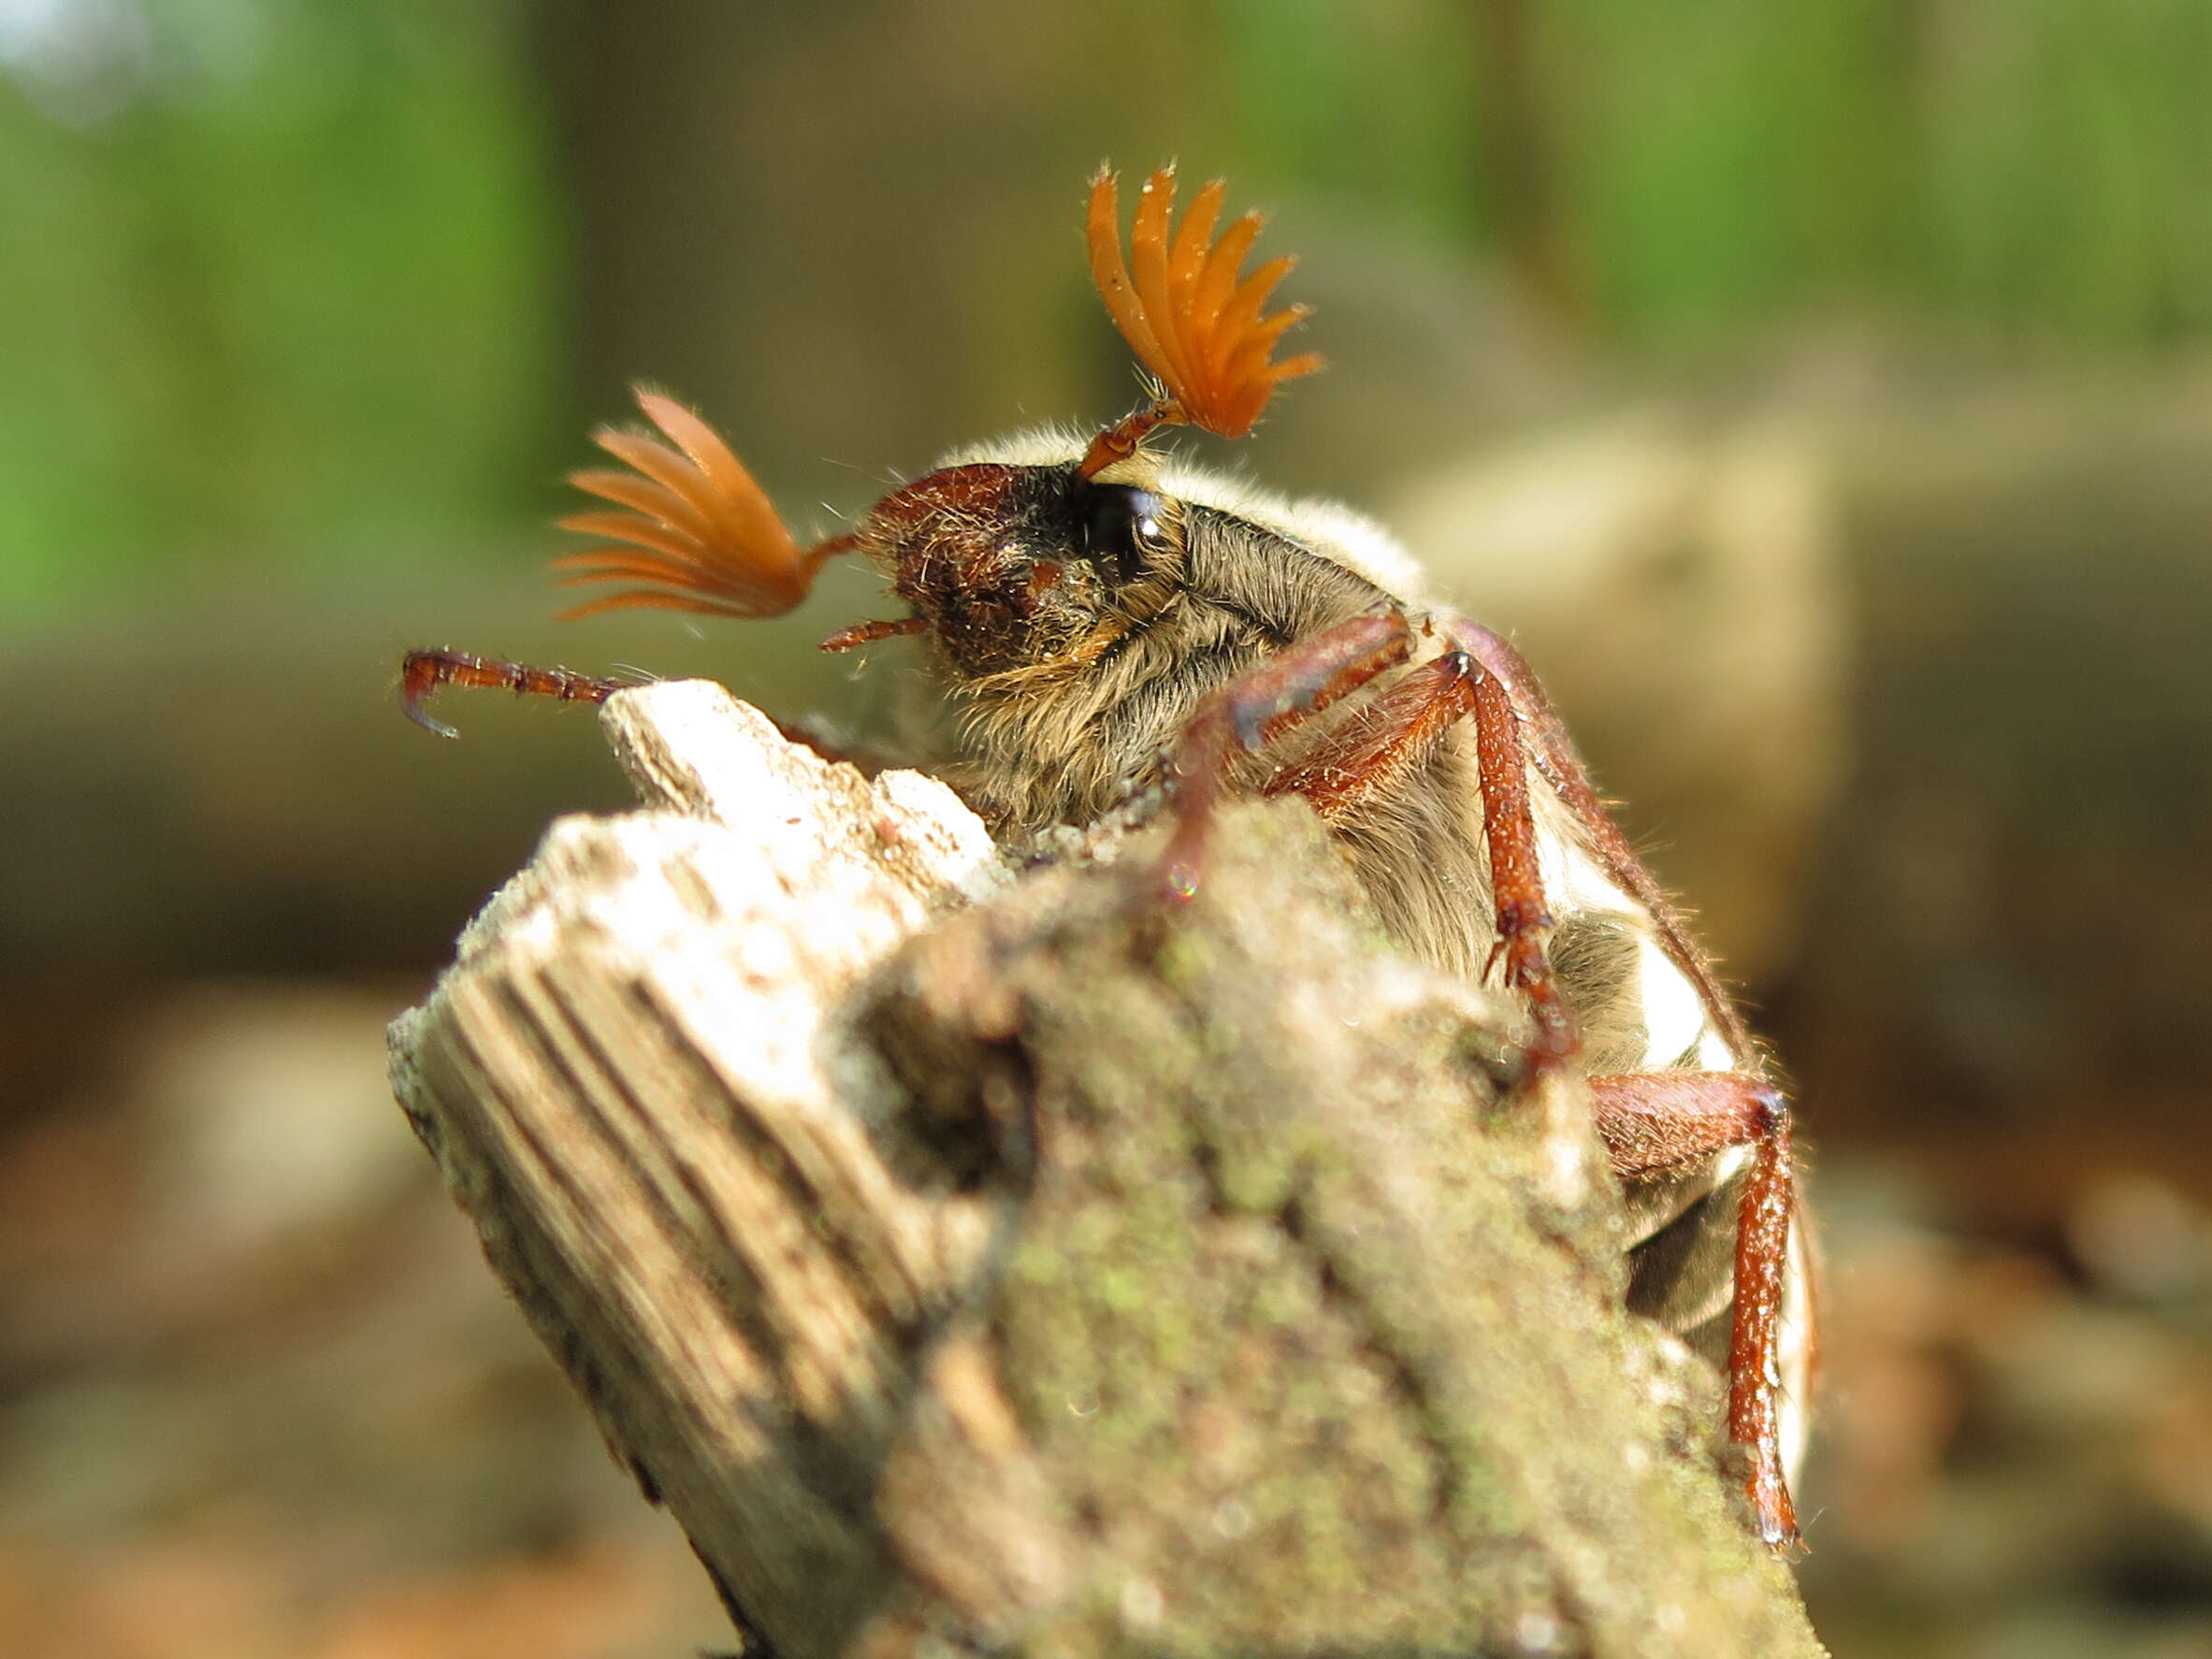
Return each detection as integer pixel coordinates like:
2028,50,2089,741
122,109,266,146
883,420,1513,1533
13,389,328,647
7,0,2211,618
1,0,561,616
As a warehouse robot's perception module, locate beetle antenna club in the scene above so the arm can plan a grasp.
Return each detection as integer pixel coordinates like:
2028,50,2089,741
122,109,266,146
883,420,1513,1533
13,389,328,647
554,387,860,622
1079,164,1323,478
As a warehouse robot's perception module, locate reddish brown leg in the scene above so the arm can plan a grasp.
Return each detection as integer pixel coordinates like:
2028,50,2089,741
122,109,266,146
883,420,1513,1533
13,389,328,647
1166,626,1573,1059
398,646,890,773
1463,653,1575,1060
1445,619,1752,1059
400,649,630,739
1157,606,1413,896
1275,648,1575,1058
1260,649,1478,815
1590,1071,1800,1548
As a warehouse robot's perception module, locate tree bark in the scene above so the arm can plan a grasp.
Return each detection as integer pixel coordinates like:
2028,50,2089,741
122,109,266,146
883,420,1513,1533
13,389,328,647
387,678,1824,1659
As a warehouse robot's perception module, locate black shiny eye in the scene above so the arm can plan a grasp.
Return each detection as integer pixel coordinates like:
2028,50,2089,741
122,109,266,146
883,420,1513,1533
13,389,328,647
1078,483,1168,584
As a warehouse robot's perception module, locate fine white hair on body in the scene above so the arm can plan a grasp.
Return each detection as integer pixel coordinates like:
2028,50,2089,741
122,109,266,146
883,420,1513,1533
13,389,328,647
936,422,1092,472
1152,455,1435,603
941,426,1435,604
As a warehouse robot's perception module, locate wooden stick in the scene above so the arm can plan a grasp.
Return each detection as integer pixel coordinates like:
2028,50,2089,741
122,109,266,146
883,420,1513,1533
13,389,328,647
388,680,1826,1659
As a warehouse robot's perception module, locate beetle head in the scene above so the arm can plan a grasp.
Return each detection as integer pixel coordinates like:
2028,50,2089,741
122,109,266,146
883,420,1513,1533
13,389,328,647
858,458,1183,682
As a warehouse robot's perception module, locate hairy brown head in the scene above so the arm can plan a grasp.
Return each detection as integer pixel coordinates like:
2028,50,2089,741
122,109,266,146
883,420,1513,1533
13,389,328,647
858,460,1184,682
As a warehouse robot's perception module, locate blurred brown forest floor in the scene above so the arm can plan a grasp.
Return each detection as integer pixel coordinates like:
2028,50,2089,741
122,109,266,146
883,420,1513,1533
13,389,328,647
5,1,2212,1654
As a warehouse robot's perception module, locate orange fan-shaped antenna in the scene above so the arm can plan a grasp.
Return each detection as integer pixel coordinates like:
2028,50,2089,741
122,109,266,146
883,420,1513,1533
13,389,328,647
552,388,853,622
1080,165,1323,478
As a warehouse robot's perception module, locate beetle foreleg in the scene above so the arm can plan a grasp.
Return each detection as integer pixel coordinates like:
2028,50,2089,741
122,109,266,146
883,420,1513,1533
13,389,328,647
1259,649,1480,816
1158,606,1413,897
1181,631,1575,1059
399,649,630,739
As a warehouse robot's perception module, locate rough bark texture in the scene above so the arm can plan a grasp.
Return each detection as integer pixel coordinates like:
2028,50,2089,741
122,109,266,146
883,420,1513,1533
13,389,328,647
387,678,1825,1659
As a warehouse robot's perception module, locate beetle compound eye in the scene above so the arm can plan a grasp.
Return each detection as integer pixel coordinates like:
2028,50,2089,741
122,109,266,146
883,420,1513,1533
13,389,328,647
1079,483,1169,584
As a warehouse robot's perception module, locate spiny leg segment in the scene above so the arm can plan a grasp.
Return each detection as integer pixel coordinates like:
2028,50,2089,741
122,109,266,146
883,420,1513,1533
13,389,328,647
1159,610,1574,1060
1447,618,1752,1058
1590,1071,1800,1547
1157,605,1414,898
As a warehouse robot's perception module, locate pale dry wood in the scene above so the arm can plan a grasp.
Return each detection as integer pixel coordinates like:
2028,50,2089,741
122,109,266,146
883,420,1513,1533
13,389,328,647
388,678,1827,1659
389,683,1009,1656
